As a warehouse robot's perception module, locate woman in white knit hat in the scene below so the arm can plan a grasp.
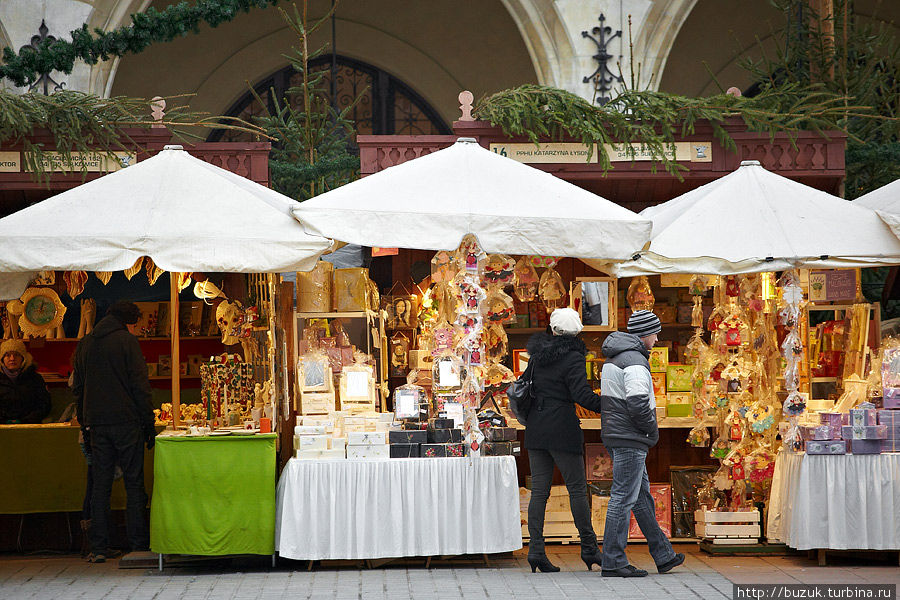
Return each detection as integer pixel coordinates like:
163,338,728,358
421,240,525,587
0,339,51,424
521,308,604,573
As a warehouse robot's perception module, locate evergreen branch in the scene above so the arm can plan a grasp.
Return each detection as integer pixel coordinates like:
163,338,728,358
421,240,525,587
0,0,282,87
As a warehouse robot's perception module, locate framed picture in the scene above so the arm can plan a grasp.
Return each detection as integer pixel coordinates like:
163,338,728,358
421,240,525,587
649,347,669,372
629,484,672,538
585,443,613,481
512,349,530,376
570,277,617,332
298,355,330,391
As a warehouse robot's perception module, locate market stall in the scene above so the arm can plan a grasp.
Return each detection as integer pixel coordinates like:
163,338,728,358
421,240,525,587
607,162,900,552
0,145,330,558
278,137,654,559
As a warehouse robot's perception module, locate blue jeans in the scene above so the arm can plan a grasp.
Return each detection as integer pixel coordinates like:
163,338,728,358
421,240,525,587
601,446,675,570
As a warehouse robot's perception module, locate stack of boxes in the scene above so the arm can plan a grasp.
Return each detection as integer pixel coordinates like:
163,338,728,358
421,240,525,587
803,404,891,455
388,429,427,457
347,430,389,459
879,409,900,452
421,418,466,457
482,426,521,456
292,412,392,459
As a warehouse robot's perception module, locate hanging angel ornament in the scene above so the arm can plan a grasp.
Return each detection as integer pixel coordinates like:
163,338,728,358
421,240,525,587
688,274,709,296
455,234,486,274
482,254,516,287
454,273,486,314
431,250,460,284
482,287,516,325
513,257,539,302
484,323,508,363
538,267,567,311
626,276,655,311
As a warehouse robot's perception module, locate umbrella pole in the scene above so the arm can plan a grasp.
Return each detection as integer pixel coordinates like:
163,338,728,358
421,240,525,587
170,273,181,428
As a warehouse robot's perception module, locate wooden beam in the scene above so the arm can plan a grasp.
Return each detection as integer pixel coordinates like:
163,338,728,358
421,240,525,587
170,273,181,428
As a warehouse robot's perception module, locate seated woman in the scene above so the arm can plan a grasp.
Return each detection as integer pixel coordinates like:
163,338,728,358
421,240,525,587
0,339,51,424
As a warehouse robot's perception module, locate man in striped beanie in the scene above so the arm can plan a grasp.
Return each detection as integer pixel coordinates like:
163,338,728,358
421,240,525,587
598,310,683,577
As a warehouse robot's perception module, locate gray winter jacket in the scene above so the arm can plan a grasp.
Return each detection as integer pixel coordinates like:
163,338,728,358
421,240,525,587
599,331,659,449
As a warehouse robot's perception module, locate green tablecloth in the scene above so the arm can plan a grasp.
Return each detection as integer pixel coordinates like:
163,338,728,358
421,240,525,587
0,424,153,514
150,434,276,556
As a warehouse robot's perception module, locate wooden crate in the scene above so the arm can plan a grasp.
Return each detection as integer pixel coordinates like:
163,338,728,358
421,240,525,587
694,509,760,544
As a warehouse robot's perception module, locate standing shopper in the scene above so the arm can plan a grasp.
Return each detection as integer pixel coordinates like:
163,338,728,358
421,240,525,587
599,310,684,577
73,301,155,563
523,308,604,573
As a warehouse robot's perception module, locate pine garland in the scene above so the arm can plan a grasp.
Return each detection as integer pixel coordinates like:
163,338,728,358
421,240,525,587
0,90,269,179
474,84,866,178
1,0,281,87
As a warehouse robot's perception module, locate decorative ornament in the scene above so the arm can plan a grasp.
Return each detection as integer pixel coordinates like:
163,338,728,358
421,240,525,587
34,271,55,285
512,257,539,302
95,271,113,285
430,250,459,284
482,254,516,286
176,272,193,292
482,288,516,324
538,267,567,311
688,274,708,296
15,287,66,337
455,234,486,274
626,276,655,311
215,300,244,345
528,255,561,269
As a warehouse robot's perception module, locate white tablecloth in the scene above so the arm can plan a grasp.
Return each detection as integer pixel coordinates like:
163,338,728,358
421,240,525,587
767,450,900,550
275,456,523,560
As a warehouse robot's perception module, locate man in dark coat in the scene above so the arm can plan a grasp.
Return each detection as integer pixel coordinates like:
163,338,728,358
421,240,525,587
599,310,683,577
73,301,155,563
0,339,51,424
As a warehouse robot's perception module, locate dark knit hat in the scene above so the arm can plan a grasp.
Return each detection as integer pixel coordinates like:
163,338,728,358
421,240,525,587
627,310,661,338
107,301,142,325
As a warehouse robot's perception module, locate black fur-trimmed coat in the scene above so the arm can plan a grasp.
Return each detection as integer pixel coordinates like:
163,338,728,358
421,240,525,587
523,332,602,454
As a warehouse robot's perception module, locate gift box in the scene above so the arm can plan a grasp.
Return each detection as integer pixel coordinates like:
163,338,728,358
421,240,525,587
389,430,428,444
402,421,428,430
850,403,878,427
297,434,330,451
819,412,844,429
347,431,387,445
841,425,888,440
446,442,467,457
884,397,900,410
297,261,333,313
666,392,692,417
485,427,517,441
295,425,327,435
295,447,346,460
421,443,447,458
651,373,667,401
877,410,900,426
880,438,900,452
428,428,462,443
483,441,521,456
849,439,882,455
332,268,370,312
805,440,846,454
430,418,455,430
800,425,838,441
347,444,390,459
390,443,420,458
666,365,693,392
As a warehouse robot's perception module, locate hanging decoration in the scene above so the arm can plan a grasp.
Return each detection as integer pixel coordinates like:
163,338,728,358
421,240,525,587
538,267,567,312
123,256,143,280
63,270,88,298
512,257,539,302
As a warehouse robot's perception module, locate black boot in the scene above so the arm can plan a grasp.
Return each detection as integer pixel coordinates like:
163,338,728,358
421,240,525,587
527,555,560,573
581,548,603,571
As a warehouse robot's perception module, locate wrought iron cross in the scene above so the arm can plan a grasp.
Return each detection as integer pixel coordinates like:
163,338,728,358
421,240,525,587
582,14,622,105
19,20,65,95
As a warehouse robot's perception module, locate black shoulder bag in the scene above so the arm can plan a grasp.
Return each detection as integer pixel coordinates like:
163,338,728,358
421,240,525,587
506,360,535,425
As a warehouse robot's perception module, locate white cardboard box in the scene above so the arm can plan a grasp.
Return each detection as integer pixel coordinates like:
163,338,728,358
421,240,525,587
295,447,346,460
347,431,387,445
294,425,326,435
297,435,330,451
347,444,390,459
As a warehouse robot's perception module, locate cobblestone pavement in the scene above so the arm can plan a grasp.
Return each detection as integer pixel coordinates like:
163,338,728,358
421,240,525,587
2,544,898,600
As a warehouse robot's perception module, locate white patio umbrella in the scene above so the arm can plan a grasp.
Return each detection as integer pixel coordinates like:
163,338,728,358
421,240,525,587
293,137,651,260
0,145,331,290
611,160,900,277
853,178,900,239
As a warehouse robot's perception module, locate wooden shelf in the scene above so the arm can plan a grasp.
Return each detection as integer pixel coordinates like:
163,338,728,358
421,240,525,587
504,327,545,334
24,336,221,343
296,311,376,319
509,416,716,430
811,377,839,383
